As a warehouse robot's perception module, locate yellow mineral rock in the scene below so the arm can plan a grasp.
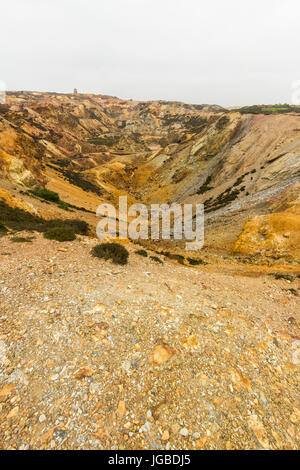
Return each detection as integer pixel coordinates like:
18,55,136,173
233,211,300,260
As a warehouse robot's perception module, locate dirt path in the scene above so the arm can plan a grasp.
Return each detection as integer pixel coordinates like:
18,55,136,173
0,234,299,449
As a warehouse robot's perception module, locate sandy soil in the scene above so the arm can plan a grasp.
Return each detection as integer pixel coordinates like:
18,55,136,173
0,233,299,450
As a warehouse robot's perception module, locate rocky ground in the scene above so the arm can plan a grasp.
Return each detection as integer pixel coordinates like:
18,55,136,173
0,233,299,450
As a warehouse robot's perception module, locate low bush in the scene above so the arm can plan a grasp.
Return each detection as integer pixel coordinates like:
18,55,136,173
197,175,213,195
0,200,90,236
43,227,76,242
27,186,94,214
48,163,103,197
135,249,148,257
64,219,89,235
91,243,129,265
273,273,294,281
10,237,33,243
57,200,72,211
215,115,229,130
187,258,206,265
29,188,60,203
150,255,163,264
87,136,119,146
161,251,185,264
287,288,298,296
0,222,8,237
232,104,300,115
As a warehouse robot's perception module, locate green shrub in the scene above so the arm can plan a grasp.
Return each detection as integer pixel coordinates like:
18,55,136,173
87,136,119,146
29,188,60,203
187,258,206,265
215,115,229,130
0,222,8,237
273,273,294,281
91,243,129,265
287,288,298,296
64,219,89,235
10,237,33,243
135,249,148,257
150,255,163,264
161,251,185,264
44,227,76,242
57,200,71,211
233,104,300,115
0,104,9,115
0,200,90,234
196,175,213,195
27,187,93,214
47,163,102,196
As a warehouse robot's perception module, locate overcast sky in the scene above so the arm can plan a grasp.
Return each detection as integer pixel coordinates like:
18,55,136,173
1,0,299,106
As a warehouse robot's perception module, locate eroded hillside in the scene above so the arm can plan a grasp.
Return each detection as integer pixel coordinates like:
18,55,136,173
0,92,300,263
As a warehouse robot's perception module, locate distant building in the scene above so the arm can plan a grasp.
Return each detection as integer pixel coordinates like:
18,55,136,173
73,88,78,94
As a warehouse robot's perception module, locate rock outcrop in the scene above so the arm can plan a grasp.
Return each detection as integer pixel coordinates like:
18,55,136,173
233,211,300,261
233,184,300,262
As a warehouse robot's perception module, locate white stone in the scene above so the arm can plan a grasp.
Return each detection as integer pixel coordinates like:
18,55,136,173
179,427,189,437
